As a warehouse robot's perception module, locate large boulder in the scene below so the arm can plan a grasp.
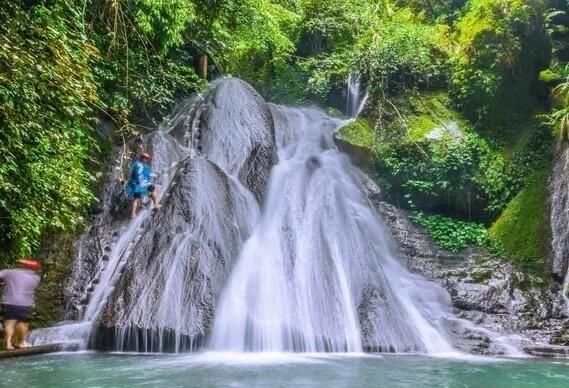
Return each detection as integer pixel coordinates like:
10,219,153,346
94,157,257,351
162,78,277,202
63,133,183,321
57,78,278,351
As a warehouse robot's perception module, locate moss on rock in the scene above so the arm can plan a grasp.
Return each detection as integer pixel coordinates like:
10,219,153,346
406,92,466,141
30,234,77,329
539,69,563,85
408,115,437,140
337,118,375,150
489,171,551,275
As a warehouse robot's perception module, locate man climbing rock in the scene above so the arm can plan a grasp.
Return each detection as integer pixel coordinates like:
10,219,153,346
0,259,41,349
127,151,161,219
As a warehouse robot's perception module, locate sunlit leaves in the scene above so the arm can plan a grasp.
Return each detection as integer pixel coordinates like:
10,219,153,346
0,2,98,258
449,0,549,124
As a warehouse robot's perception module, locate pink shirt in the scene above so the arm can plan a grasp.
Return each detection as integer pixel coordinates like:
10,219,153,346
0,269,40,307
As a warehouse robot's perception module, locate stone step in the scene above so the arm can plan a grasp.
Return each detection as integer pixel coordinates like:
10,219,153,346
0,343,72,359
524,345,569,359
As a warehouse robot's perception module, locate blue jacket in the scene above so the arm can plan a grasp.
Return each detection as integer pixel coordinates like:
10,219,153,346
126,160,153,196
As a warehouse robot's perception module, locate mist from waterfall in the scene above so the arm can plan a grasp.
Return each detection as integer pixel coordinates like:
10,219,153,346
210,106,455,353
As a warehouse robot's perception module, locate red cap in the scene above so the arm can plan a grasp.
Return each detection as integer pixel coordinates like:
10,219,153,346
140,151,151,159
17,259,42,271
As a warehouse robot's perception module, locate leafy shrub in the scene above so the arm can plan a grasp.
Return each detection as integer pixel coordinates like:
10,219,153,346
546,65,569,141
478,121,553,213
449,0,550,125
358,17,449,94
0,3,99,258
376,130,488,217
409,211,491,252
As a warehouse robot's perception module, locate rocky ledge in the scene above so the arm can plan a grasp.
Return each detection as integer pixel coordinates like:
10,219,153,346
361,173,569,356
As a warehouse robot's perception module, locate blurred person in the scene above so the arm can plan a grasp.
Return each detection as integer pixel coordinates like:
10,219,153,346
0,259,41,349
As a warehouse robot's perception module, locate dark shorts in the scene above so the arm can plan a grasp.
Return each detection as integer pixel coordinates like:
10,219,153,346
133,185,155,199
3,304,31,322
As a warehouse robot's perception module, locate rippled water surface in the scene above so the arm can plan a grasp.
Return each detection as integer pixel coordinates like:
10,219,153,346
1,353,569,388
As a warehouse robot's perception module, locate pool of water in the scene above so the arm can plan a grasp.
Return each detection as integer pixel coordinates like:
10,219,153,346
1,352,568,388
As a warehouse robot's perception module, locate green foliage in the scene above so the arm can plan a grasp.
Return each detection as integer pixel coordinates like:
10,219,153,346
476,122,552,214
87,0,205,129
376,118,489,217
0,0,304,260
358,16,449,94
376,113,553,220
0,2,99,259
135,0,196,53
409,211,491,252
489,171,550,274
293,3,450,103
546,65,569,141
449,0,550,125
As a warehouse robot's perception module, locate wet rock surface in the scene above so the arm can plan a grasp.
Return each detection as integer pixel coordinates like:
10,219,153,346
64,146,129,321
550,147,569,281
524,344,569,358
163,78,277,202
362,174,569,355
55,78,280,352
95,158,249,351
89,79,279,351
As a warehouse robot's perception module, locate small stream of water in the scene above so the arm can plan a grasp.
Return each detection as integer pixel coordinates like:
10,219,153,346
346,73,369,118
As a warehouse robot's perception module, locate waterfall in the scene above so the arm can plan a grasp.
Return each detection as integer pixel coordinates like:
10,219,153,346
89,78,276,352
210,106,454,353
32,78,471,354
30,132,185,347
346,73,369,118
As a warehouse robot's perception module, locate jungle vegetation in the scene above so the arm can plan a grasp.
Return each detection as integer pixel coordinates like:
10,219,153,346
0,0,568,277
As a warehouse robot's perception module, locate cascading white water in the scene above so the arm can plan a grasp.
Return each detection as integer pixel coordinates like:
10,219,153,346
346,73,369,118
88,78,274,352
210,106,455,353
31,132,184,347
31,78,529,355
85,131,186,318
109,157,261,352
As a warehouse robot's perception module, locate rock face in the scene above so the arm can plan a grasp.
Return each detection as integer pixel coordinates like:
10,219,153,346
162,78,277,202
94,158,256,351
64,132,184,322
63,147,133,321
89,78,278,351
361,173,569,354
550,146,569,282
